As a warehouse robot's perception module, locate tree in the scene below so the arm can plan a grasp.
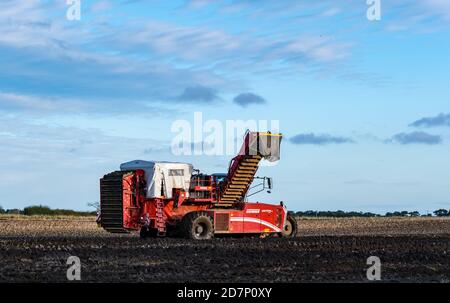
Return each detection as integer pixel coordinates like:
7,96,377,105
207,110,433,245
87,201,100,211
6,209,22,215
0,206,5,214
23,205,53,216
433,209,449,217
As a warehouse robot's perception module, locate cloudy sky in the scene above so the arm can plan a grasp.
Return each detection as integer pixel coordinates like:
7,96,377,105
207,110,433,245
1,0,449,213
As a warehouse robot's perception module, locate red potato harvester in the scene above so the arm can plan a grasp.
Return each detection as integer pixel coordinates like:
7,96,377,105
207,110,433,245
99,131,297,239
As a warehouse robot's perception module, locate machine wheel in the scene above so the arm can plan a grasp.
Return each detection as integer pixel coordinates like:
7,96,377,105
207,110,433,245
181,212,214,240
281,214,298,238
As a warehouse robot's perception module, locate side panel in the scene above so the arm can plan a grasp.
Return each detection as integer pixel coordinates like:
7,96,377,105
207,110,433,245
122,173,141,230
240,206,261,233
229,211,244,233
214,210,243,233
260,208,275,233
213,203,285,234
239,203,284,233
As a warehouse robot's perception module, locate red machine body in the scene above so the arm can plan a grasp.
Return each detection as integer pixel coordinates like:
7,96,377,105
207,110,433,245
99,132,297,239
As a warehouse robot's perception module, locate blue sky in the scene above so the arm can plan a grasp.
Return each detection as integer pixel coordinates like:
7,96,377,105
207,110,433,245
0,0,449,213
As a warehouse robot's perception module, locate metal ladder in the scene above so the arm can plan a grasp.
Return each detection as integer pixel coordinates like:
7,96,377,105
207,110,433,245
155,200,166,236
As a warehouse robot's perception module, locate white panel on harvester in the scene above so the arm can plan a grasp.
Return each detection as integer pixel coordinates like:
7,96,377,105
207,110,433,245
120,160,193,199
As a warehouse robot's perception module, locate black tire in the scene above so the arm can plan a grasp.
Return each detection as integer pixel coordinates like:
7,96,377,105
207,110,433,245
181,212,214,240
281,214,298,238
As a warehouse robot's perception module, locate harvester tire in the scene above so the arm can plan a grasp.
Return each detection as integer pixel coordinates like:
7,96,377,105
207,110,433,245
181,212,214,240
281,214,298,238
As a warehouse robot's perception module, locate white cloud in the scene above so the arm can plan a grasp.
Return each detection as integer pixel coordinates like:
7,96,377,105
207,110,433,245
0,115,171,209
281,35,351,62
0,0,83,49
185,0,213,9
115,20,351,69
422,0,450,19
1,0,447,118
0,91,84,111
124,21,243,60
91,0,113,12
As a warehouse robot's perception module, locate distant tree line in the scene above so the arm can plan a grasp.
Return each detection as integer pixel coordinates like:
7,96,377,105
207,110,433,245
291,209,450,217
0,205,96,216
1,205,449,217
432,209,450,217
293,210,380,217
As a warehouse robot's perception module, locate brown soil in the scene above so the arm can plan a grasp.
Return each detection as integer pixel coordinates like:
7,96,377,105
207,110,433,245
0,216,449,282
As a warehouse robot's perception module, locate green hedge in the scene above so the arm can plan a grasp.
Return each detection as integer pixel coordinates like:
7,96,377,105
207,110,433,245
23,205,96,216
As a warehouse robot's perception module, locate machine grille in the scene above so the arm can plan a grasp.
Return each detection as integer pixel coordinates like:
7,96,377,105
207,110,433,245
100,171,129,233
215,213,230,231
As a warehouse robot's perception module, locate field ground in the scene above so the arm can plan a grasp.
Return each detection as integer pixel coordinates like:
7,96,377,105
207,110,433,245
0,215,449,282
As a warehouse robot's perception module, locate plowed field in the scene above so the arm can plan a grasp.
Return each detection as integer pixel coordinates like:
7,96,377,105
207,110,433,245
1,216,449,282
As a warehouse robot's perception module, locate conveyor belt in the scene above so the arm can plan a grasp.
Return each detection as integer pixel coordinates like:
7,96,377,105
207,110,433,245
219,132,282,204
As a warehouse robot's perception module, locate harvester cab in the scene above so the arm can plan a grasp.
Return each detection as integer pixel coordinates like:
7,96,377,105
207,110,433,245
99,131,297,239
